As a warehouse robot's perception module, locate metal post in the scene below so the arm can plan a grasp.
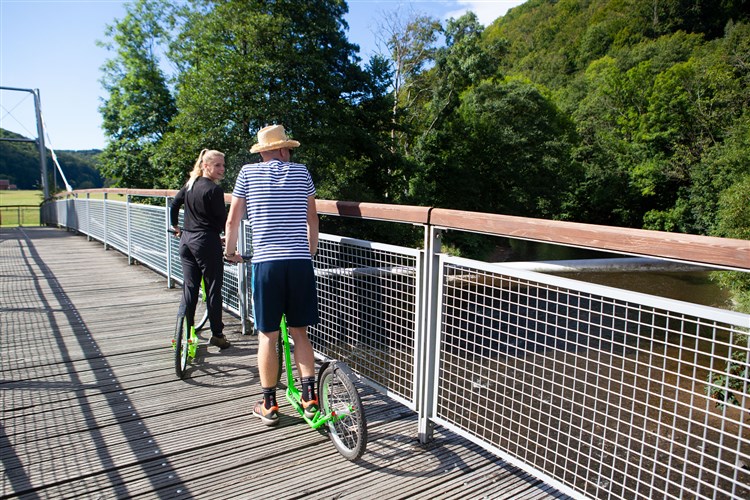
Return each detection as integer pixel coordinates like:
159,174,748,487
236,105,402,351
126,194,133,264
86,193,91,241
32,90,49,200
103,193,109,250
166,196,174,289
238,221,249,335
73,193,78,233
417,225,442,444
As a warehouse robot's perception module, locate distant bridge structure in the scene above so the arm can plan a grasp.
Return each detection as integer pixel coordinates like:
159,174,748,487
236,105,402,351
0,86,49,198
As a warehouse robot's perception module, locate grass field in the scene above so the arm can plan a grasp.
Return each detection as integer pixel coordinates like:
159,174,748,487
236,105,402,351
0,190,44,206
0,190,43,226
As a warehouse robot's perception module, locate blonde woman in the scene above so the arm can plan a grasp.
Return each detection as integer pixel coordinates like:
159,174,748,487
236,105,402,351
169,149,231,349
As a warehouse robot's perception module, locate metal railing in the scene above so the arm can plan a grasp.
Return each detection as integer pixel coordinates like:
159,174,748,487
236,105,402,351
0,205,40,226
42,190,750,500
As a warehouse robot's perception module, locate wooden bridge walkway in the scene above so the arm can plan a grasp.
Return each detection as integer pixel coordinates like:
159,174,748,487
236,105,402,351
1,226,569,499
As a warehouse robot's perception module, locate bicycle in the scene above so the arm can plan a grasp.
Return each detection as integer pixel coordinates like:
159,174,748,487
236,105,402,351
235,254,368,461
172,279,210,379
173,308,199,379
278,314,368,461
194,277,209,331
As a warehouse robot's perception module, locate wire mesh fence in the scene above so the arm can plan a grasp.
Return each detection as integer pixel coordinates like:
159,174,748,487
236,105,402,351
312,235,421,407
434,257,750,499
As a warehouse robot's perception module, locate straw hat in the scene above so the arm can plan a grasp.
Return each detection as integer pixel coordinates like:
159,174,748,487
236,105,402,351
250,124,301,153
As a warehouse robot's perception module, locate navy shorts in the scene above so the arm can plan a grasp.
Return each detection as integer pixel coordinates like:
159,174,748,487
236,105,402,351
252,259,319,333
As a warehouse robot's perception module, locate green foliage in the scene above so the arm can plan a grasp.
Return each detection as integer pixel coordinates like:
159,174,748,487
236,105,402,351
94,0,750,259
381,11,442,156
404,13,565,235
716,175,750,241
111,0,395,202
0,131,41,190
706,334,749,408
98,0,177,188
562,17,750,230
708,174,750,313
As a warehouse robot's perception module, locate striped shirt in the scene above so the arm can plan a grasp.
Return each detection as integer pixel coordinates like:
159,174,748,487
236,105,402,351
232,159,315,263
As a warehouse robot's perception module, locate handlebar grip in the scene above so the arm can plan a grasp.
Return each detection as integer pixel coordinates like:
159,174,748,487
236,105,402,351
223,254,253,264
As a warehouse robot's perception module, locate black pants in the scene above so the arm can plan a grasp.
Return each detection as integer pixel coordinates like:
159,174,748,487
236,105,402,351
178,230,224,336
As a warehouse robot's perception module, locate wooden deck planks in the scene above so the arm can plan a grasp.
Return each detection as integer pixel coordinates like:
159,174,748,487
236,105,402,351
1,226,568,499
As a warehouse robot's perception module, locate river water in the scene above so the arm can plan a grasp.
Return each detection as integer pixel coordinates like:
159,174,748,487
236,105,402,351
503,240,735,311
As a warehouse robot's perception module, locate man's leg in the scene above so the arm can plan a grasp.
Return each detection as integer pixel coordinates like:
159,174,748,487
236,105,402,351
254,329,281,426
257,330,281,388
289,326,318,417
289,326,315,379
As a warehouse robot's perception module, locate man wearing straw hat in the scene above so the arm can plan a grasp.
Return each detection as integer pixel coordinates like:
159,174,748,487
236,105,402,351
224,124,319,426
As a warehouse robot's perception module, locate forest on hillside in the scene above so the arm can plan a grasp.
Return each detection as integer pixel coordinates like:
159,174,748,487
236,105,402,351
96,0,748,269
0,128,104,190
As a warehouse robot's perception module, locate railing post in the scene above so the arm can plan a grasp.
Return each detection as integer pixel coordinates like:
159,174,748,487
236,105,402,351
74,193,79,234
126,194,133,265
417,224,442,443
86,193,91,241
103,193,109,250
166,196,174,289
238,221,250,335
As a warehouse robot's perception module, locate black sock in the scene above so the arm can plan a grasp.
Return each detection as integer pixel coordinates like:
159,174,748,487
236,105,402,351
262,387,277,409
301,376,316,402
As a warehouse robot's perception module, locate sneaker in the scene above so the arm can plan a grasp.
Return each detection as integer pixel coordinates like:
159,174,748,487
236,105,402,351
209,335,231,349
253,400,279,426
301,397,319,419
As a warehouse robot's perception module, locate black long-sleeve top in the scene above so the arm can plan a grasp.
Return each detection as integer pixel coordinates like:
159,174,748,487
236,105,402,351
170,177,227,233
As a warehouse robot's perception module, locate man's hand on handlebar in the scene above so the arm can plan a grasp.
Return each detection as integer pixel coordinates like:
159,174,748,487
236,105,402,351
224,253,244,264
224,252,251,264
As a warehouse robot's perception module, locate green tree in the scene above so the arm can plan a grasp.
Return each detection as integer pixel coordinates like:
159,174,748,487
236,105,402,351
98,0,176,188
154,0,393,201
100,0,176,188
0,129,103,190
570,56,647,226
376,9,442,155
405,13,578,254
411,77,577,216
407,13,503,153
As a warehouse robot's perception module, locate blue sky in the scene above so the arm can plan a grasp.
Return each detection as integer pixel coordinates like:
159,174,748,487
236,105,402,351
1,0,526,151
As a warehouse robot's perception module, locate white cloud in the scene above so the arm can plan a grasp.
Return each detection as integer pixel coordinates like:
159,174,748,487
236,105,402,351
446,0,527,26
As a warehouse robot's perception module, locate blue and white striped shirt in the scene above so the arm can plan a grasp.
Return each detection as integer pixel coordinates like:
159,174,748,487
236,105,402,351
232,159,315,262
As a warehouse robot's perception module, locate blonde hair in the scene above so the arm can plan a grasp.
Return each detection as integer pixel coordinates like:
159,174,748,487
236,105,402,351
187,149,224,190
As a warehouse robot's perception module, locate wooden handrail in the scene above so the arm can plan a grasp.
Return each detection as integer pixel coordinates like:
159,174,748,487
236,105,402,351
430,208,750,271
315,200,430,224
53,189,750,271
66,188,180,197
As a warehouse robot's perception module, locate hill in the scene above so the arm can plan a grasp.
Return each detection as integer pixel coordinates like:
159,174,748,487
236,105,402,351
479,0,750,234
0,128,104,191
